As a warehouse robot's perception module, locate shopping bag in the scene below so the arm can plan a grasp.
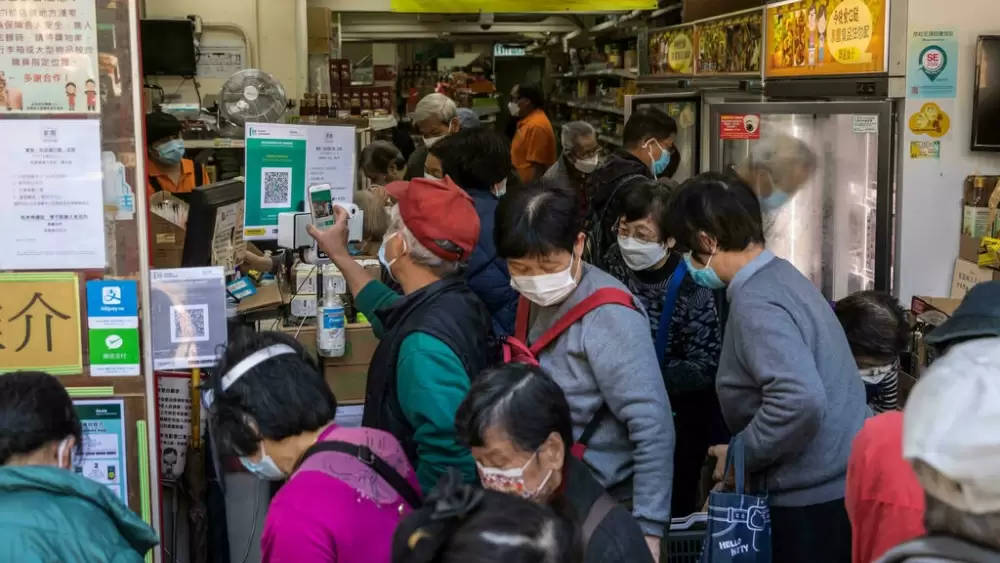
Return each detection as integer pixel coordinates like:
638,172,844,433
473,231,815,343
700,434,771,563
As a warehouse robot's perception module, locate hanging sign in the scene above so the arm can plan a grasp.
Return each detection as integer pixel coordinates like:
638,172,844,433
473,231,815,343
494,44,527,58
390,0,656,13
765,0,887,78
694,11,763,75
0,272,82,375
648,26,695,76
907,29,957,99
720,114,761,140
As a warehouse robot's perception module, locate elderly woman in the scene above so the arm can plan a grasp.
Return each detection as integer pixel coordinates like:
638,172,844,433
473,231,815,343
308,176,491,492
207,329,420,563
360,140,407,186
392,469,578,563
0,371,159,561
835,290,909,413
603,179,727,517
544,121,600,214
456,363,653,563
494,180,674,561
405,93,460,180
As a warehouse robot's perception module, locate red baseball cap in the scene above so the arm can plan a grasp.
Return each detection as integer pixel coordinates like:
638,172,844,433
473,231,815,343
385,176,480,262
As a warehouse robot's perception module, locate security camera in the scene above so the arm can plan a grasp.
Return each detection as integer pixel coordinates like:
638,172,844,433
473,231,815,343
479,12,495,31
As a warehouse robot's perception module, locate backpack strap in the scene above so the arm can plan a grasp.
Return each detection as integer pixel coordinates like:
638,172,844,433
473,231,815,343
581,493,618,549
528,288,635,355
576,403,611,449
653,259,688,366
293,440,422,509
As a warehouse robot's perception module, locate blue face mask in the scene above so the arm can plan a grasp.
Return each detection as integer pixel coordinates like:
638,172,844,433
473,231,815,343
240,444,286,481
155,138,185,164
759,175,791,212
645,140,671,178
683,252,726,290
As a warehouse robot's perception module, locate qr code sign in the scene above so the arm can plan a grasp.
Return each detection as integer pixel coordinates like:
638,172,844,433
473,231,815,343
170,304,211,343
260,167,292,208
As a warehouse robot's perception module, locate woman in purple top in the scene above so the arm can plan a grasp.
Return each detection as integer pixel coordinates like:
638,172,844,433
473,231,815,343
207,329,421,563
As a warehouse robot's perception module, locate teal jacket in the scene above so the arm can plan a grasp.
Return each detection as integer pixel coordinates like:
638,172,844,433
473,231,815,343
0,465,159,563
356,280,478,492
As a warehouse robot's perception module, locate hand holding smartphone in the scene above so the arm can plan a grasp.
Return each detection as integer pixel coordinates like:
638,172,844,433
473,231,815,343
308,184,336,230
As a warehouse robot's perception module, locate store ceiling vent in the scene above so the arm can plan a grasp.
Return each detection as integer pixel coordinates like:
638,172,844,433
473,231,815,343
218,69,287,129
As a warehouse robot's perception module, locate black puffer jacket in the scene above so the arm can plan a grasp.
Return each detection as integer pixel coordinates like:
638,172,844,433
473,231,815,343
585,149,652,268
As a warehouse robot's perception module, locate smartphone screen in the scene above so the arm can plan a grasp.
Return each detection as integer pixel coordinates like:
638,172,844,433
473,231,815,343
309,186,335,229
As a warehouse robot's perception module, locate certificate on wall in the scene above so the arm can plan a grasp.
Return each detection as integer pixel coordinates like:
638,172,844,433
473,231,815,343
0,119,106,270
0,0,101,113
73,399,129,504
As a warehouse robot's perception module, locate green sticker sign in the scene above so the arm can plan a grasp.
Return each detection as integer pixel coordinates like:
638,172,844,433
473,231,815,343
88,328,140,376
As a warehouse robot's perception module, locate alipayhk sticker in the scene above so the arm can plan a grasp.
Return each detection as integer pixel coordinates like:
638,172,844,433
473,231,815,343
908,102,951,138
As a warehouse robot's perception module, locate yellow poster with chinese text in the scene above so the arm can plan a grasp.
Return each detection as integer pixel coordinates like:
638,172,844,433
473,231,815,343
390,0,655,12
765,0,887,78
0,273,82,375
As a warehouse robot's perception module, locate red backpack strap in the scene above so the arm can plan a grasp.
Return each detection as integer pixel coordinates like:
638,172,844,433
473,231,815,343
514,295,532,342
529,288,635,355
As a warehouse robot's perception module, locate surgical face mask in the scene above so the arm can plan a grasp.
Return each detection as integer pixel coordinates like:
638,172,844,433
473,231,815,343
644,139,671,178
424,172,442,181
422,135,445,149
684,251,725,290
378,232,404,283
492,178,508,199
573,154,600,174
240,444,286,481
510,253,578,307
759,173,791,212
508,101,520,117
477,452,553,499
154,138,185,164
860,361,899,385
618,236,667,271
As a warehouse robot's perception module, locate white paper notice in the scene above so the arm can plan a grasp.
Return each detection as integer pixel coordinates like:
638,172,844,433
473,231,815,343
306,125,356,204
0,119,106,270
212,201,244,274
196,39,246,79
158,374,204,482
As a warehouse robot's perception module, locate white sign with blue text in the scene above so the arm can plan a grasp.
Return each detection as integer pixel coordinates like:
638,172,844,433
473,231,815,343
907,29,958,99
86,280,141,376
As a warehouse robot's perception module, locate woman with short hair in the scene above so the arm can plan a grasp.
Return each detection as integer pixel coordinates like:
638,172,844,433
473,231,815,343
207,328,420,563
360,140,407,186
494,181,674,560
455,363,653,563
0,371,159,562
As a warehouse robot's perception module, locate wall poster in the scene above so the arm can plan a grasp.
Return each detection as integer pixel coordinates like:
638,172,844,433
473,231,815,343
73,399,128,504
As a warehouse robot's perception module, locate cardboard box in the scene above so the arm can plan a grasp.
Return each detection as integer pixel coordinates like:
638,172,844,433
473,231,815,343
307,7,333,38
324,324,378,404
910,295,961,379
308,37,331,55
951,258,1000,299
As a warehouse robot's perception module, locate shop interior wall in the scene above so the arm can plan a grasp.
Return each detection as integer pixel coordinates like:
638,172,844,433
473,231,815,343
143,0,304,104
897,0,1000,301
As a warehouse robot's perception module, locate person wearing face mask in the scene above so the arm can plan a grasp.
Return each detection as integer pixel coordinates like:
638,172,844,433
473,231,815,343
455,363,654,563
495,181,674,562
144,110,209,197
509,83,557,183
544,121,601,216
428,128,518,336
206,329,420,563
666,172,868,563
308,176,491,493
0,371,159,562
603,180,729,517
404,93,460,181
586,107,677,269
361,140,408,186
835,290,909,414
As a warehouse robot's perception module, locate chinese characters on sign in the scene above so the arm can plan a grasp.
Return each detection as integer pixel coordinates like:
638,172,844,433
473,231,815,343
73,399,128,503
0,272,82,376
158,374,205,481
0,119,106,269
307,125,356,204
86,280,140,377
0,0,100,113
907,30,958,99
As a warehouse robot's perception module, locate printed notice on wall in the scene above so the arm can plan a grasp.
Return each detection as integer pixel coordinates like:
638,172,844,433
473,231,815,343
0,0,100,113
196,38,246,79
73,399,128,504
0,119,106,270
158,373,206,482
720,114,761,140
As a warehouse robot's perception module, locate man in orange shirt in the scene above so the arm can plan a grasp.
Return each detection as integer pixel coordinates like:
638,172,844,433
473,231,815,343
145,110,208,197
509,83,556,183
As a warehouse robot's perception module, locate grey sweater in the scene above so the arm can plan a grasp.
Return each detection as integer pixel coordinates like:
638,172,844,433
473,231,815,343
526,264,674,537
717,251,869,507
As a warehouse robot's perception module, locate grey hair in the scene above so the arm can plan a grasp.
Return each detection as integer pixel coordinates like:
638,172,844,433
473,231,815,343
560,121,596,151
353,189,390,242
387,205,462,277
744,134,818,178
412,93,458,126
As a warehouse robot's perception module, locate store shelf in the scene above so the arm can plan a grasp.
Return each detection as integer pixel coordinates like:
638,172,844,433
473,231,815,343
556,68,639,80
556,99,626,116
184,138,246,149
599,134,623,147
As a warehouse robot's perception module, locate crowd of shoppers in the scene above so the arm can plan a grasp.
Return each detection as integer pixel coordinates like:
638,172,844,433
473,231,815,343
7,87,1000,563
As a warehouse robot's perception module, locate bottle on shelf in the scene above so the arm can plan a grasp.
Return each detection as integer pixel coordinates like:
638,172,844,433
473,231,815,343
317,268,346,358
963,175,992,238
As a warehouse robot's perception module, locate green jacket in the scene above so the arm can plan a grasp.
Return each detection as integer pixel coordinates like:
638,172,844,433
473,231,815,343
0,465,159,563
356,280,478,492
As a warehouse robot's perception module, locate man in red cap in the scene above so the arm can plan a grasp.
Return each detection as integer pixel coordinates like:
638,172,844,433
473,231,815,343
308,176,492,493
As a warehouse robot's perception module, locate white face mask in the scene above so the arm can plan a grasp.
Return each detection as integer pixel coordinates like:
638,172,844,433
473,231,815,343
573,154,600,174
477,451,553,499
240,443,287,481
510,253,578,307
508,101,520,117
423,135,444,148
618,236,667,271
424,172,442,181
493,178,508,199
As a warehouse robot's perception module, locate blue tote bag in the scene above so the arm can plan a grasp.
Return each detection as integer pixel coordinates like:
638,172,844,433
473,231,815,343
700,434,771,563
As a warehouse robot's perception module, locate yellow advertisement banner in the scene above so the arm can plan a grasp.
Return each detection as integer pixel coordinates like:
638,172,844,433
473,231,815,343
765,0,887,78
0,272,82,376
390,0,656,12
694,11,763,75
649,26,696,76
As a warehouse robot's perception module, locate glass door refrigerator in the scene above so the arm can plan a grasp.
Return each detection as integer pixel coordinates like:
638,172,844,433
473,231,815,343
706,0,903,300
